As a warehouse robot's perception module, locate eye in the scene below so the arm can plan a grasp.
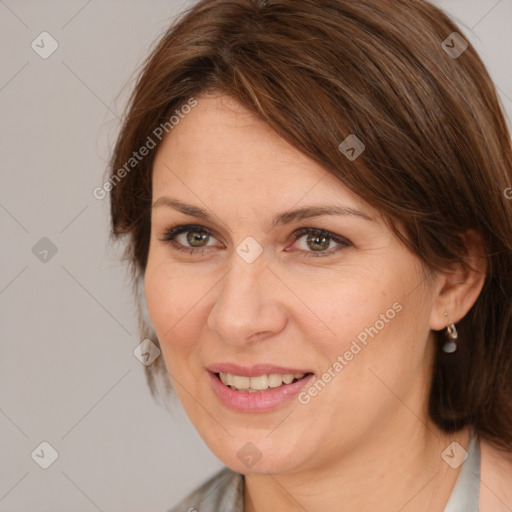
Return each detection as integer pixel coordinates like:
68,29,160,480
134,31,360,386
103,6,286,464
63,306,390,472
158,224,221,254
287,227,351,258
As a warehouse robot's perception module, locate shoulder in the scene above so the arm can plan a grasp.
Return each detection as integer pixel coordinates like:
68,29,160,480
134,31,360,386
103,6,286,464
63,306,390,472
479,436,512,512
165,466,244,512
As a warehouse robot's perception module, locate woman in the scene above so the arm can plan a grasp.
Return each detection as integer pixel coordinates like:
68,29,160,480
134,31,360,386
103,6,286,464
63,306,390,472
108,0,512,510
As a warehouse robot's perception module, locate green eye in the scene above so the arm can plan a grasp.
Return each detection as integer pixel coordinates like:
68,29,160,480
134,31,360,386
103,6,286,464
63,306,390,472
186,229,210,247
289,227,351,258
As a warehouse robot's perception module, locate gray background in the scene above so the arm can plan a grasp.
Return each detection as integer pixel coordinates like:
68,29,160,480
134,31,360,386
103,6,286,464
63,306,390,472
1,1,511,510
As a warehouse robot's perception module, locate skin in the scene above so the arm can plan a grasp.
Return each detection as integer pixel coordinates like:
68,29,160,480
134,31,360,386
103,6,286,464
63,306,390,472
144,93,487,512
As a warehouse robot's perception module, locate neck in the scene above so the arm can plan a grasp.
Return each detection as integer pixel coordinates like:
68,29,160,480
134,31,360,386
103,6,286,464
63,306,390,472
243,421,470,512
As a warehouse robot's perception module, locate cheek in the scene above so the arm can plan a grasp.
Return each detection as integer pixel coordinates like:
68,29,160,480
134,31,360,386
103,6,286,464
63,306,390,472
286,260,427,370
144,259,210,356
281,266,396,349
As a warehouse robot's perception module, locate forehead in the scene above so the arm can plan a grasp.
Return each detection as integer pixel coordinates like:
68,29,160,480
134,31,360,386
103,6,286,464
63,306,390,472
151,94,371,215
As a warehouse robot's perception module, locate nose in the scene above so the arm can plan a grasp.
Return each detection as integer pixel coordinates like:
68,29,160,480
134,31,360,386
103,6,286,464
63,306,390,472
206,256,288,345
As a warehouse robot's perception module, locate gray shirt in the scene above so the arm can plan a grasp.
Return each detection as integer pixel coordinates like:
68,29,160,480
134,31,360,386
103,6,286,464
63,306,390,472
167,433,480,512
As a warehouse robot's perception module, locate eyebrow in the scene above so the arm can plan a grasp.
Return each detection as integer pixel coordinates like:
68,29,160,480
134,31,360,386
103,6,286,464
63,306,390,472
152,197,376,230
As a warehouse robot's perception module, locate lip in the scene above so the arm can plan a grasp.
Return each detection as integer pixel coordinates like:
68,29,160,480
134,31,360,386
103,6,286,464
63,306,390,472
206,363,314,377
207,369,315,412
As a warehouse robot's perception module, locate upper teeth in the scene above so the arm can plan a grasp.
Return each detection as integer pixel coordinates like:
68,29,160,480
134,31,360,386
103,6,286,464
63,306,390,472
219,372,306,391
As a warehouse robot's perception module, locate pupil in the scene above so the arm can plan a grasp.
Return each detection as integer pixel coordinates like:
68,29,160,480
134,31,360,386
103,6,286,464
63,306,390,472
307,233,329,251
187,230,209,247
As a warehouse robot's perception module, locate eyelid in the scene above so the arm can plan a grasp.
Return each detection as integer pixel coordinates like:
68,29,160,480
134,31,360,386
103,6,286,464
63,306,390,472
287,227,352,257
159,223,224,244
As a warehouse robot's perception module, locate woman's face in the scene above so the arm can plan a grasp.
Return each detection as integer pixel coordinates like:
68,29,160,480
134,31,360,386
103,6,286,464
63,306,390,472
145,93,441,475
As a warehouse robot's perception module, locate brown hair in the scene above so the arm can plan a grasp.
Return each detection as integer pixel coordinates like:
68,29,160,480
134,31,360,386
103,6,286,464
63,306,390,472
108,0,512,451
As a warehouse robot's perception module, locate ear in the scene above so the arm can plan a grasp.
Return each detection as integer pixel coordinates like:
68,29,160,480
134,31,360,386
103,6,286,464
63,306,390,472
429,229,487,331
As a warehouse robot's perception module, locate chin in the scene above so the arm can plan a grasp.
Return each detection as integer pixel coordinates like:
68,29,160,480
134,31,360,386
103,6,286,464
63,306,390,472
206,436,307,475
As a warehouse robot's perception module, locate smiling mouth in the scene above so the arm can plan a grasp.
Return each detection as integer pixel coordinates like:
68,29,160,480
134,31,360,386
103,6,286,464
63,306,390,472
214,372,314,393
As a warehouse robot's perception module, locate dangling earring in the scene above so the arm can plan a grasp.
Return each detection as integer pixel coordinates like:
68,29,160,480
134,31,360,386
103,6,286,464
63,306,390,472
442,311,458,353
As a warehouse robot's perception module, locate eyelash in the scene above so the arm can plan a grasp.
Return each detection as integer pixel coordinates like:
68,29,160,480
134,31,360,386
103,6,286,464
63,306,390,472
158,224,352,258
